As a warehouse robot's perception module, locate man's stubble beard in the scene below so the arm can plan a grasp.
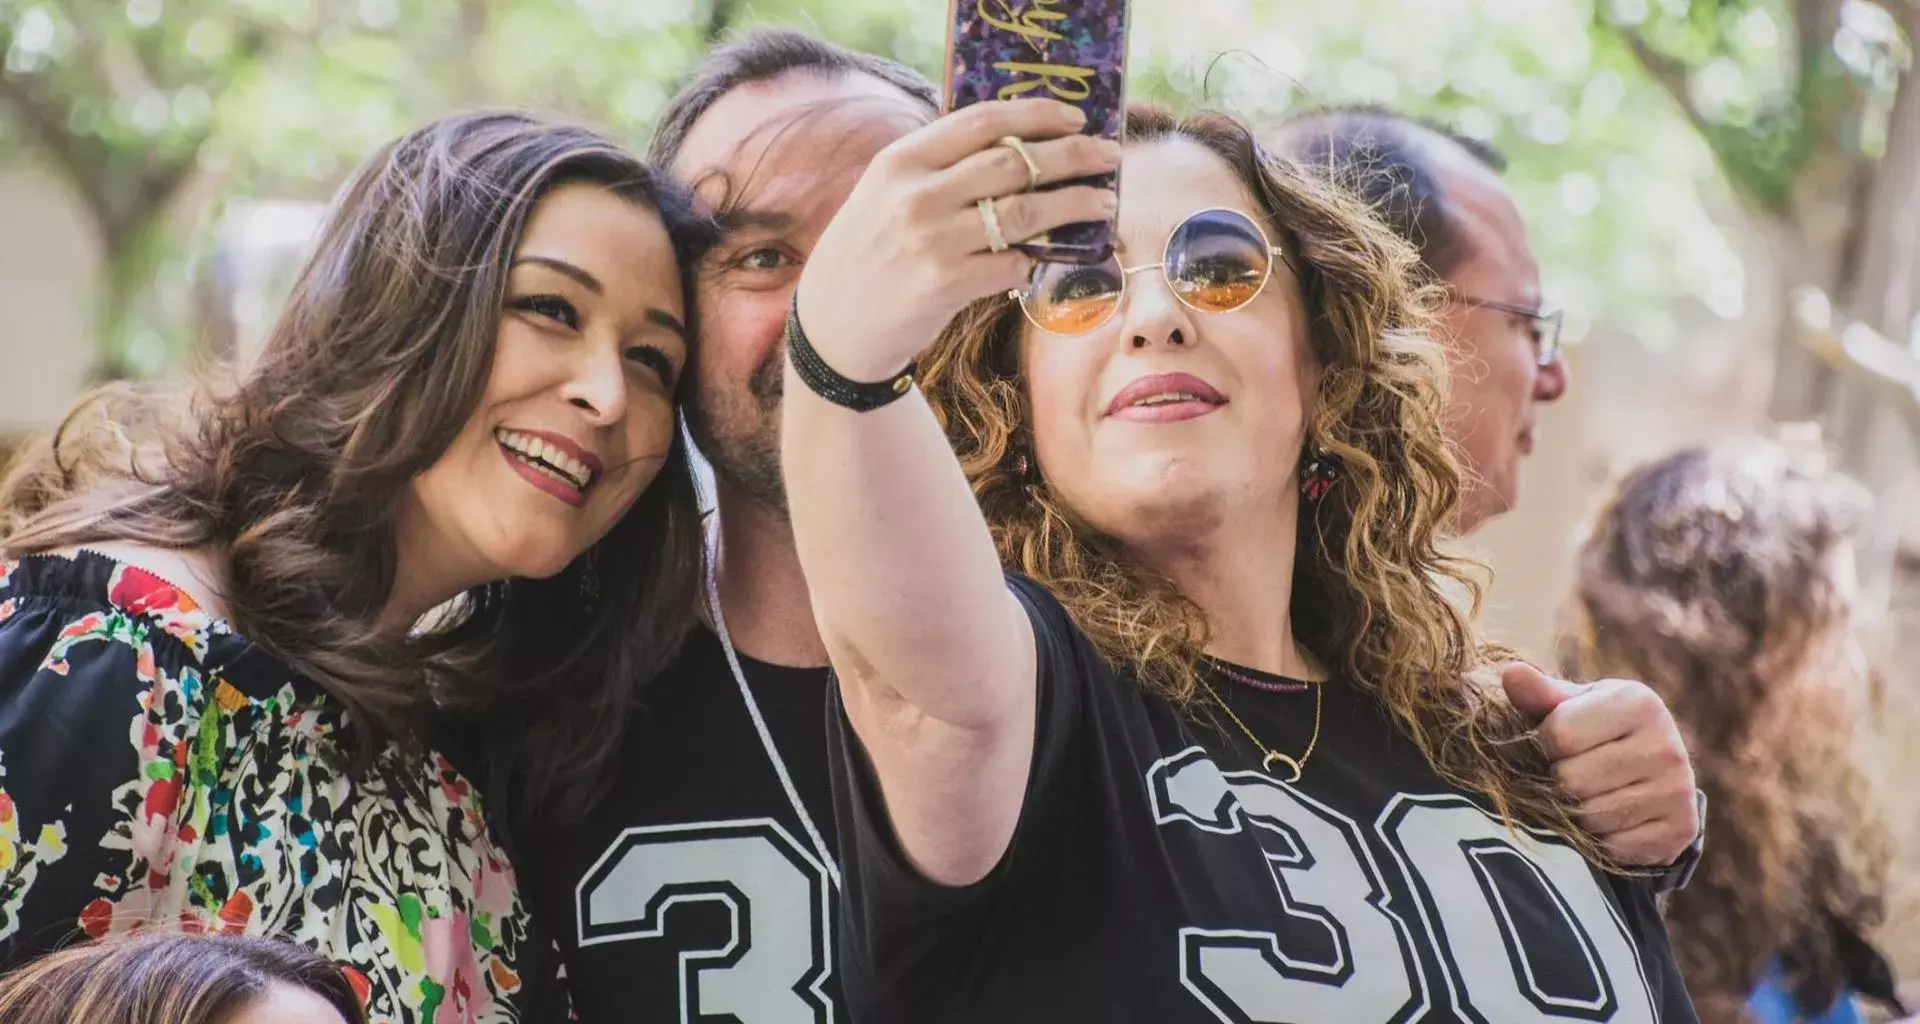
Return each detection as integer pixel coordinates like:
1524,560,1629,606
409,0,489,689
687,350,789,518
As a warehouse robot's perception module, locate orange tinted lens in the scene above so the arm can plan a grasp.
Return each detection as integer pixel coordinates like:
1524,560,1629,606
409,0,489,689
1026,261,1125,335
1166,210,1271,313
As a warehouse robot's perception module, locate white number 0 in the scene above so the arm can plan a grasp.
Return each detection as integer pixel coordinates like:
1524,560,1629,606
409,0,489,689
575,820,835,1024
1151,748,1659,1024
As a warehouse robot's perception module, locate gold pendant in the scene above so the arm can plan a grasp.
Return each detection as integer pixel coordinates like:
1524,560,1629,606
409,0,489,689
1262,751,1303,783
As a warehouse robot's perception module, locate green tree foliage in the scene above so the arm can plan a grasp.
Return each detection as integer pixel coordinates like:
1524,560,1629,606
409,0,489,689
0,0,715,372
0,0,282,373
7,0,1900,376
1598,0,1909,218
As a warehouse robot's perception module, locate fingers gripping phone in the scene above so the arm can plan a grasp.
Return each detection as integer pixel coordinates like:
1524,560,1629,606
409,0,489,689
944,0,1129,265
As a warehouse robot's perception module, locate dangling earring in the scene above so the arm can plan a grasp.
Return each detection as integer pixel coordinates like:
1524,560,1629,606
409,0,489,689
1301,444,1338,502
578,547,601,604
1009,443,1045,502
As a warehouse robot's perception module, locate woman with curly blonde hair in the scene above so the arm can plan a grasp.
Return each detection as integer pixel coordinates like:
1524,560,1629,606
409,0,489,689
1567,437,1903,1024
779,96,1695,1022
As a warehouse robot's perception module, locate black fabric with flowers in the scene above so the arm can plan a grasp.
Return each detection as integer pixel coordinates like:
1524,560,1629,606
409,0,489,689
0,552,562,1023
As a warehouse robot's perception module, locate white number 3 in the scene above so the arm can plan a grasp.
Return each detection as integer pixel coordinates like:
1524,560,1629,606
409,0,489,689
575,820,835,1024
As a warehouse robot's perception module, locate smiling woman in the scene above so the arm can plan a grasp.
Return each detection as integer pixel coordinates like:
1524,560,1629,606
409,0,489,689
780,99,1700,1022
398,180,696,621
0,111,715,1022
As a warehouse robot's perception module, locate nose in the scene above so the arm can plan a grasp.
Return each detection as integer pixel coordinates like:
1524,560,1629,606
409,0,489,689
561,341,628,428
1120,268,1197,352
1533,354,1570,403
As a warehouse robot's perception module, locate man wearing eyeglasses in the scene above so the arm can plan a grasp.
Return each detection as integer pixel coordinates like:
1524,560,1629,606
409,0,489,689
1273,107,1704,896
1272,109,1569,534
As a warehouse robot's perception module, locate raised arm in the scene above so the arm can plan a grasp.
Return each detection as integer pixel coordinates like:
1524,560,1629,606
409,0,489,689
782,100,1118,885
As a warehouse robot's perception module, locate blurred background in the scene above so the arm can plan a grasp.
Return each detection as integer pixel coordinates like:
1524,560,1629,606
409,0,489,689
1,0,1915,980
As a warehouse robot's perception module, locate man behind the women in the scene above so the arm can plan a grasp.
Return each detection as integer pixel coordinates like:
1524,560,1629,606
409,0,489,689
1272,110,1566,537
522,29,1705,1023
1273,108,1707,872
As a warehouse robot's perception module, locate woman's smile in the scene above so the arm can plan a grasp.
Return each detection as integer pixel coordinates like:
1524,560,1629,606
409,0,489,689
1103,371,1227,423
495,426,605,508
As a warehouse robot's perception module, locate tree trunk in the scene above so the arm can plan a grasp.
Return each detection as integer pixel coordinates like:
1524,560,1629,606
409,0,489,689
1840,56,1920,340
1738,69,1920,630
1829,63,1920,634
1748,55,1920,634
1769,150,1869,420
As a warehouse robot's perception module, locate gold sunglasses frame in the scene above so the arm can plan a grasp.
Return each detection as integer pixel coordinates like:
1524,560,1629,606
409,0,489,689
1010,206,1291,336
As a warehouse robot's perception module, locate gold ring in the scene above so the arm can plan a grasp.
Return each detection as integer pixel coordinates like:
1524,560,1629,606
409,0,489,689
996,135,1041,192
978,196,1010,253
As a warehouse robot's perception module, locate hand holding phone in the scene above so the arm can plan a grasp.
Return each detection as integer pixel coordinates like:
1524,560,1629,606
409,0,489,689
945,0,1130,265
791,99,1118,385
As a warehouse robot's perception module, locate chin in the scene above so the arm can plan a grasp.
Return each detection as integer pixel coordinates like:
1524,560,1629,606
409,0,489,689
483,536,584,582
1083,457,1234,541
1457,481,1518,534
512,557,576,581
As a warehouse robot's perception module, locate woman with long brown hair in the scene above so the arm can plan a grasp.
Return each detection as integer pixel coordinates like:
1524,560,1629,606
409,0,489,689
778,98,1695,1021
1567,437,1904,1024
0,932,367,1024
0,110,713,1021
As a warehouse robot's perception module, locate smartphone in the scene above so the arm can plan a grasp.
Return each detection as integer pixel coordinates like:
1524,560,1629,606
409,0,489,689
944,0,1129,265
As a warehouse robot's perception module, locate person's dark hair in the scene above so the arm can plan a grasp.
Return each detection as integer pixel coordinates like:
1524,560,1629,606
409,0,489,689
647,25,938,171
0,110,718,823
0,932,368,1023
1272,105,1506,279
1566,437,1900,1023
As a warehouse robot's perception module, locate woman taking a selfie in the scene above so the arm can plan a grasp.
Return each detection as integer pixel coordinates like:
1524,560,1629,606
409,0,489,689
0,111,711,1021
781,99,1696,1021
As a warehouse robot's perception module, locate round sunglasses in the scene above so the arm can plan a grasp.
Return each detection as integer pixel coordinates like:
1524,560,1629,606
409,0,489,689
1012,207,1295,336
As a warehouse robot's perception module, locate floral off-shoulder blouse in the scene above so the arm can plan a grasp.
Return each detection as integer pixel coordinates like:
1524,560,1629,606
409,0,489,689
0,551,563,1023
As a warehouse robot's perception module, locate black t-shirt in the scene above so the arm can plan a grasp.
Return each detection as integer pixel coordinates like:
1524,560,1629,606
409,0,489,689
829,575,1699,1023
518,626,845,1023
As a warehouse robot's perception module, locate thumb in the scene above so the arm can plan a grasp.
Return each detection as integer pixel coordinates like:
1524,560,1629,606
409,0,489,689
1501,663,1585,724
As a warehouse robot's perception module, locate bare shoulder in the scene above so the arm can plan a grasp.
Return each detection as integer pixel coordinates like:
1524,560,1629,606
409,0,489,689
39,542,233,621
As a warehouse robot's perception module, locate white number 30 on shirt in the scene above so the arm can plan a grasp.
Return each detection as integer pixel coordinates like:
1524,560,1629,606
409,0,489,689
1151,748,1660,1024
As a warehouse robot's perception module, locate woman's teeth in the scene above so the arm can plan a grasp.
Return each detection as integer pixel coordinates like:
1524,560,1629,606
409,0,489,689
1134,392,1203,407
495,428,592,490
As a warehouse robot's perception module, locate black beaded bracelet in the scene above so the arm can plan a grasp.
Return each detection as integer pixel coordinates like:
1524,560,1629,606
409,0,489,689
784,299,917,413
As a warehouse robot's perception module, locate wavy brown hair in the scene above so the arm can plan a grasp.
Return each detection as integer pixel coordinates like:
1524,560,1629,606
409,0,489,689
920,105,1601,863
0,932,367,1024
1565,437,1896,1022
0,111,717,823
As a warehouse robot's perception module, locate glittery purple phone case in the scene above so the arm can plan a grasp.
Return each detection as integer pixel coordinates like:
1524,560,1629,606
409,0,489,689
944,0,1129,265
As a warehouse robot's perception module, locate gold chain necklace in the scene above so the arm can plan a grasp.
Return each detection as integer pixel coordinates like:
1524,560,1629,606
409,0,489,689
1202,675,1322,784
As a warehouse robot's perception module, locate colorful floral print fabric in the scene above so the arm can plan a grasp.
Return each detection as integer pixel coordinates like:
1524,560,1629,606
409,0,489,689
0,551,553,1022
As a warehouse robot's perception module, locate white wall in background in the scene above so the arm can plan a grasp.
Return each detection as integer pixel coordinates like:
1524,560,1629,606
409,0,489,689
216,199,327,364
0,160,100,436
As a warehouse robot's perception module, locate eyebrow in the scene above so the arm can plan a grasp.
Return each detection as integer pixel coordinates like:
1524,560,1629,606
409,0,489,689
513,255,601,294
514,255,689,342
646,308,691,343
715,209,796,234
